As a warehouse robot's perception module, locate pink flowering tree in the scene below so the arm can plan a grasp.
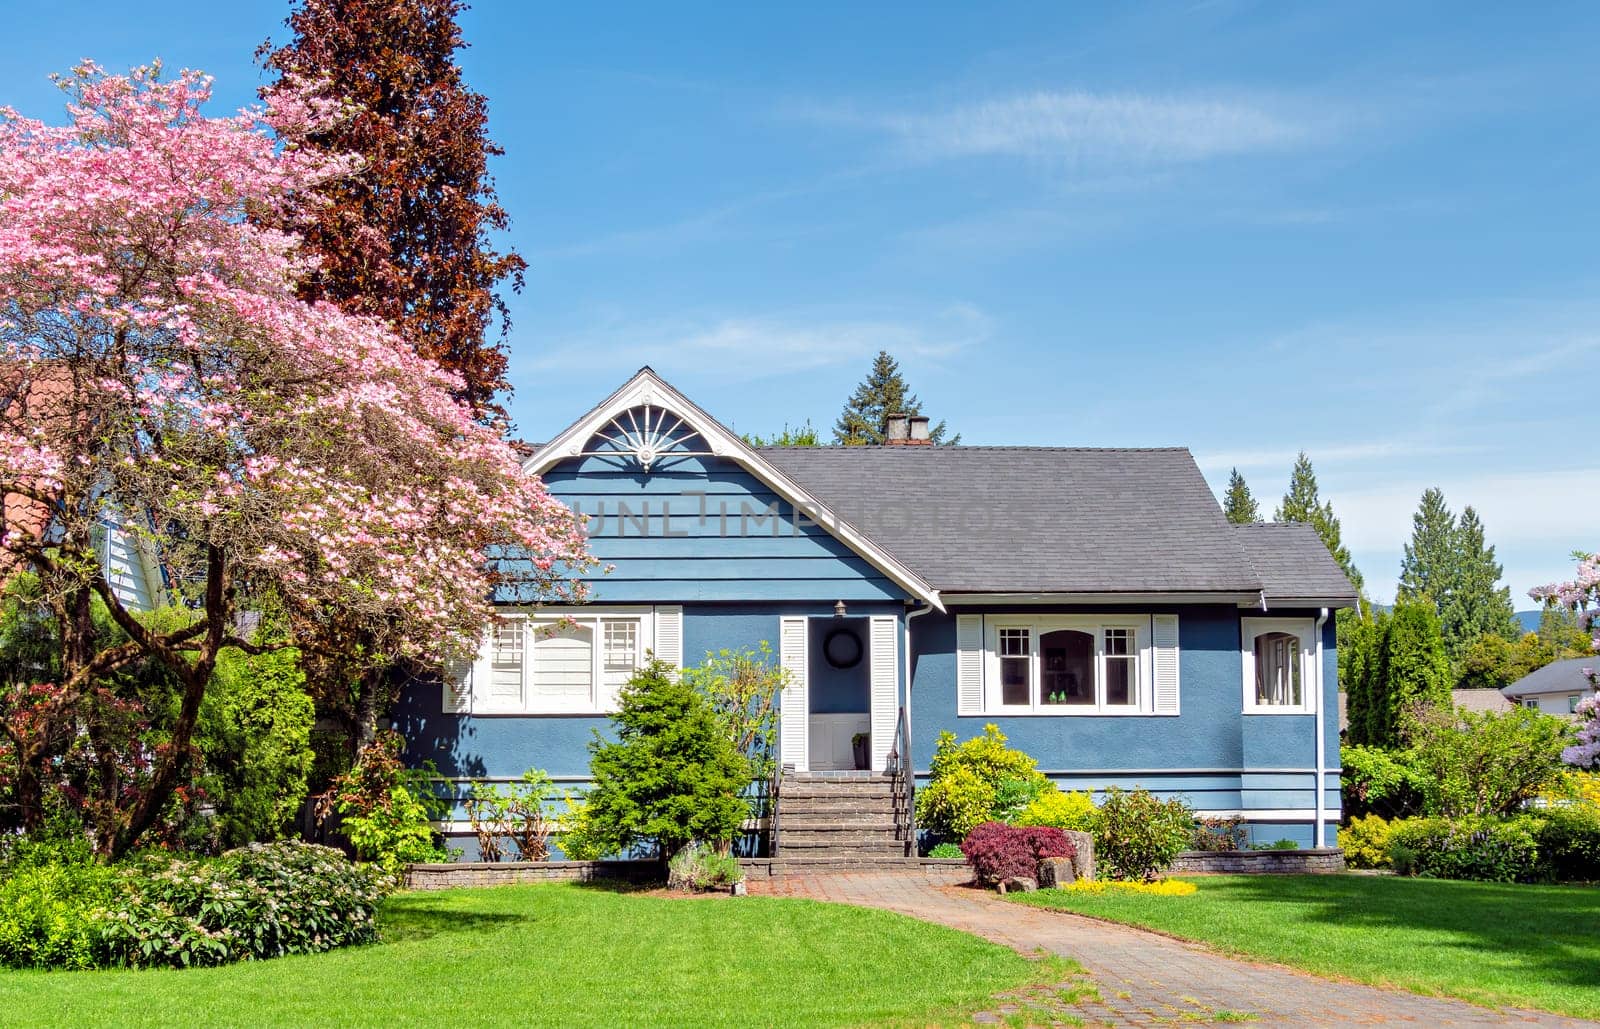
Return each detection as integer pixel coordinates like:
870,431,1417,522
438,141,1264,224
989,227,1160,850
0,63,594,856
1531,552,1600,768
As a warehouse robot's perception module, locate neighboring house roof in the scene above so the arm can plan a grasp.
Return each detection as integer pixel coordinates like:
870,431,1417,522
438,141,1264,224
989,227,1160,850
1233,522,1361,606
1337,688,1513,731
1503,657,1598,699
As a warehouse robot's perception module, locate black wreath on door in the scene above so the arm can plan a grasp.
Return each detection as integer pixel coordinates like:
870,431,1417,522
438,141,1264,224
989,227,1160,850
822,626,864,670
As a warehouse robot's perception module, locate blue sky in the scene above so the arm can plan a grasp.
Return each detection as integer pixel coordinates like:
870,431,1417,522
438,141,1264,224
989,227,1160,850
6,1,1597,605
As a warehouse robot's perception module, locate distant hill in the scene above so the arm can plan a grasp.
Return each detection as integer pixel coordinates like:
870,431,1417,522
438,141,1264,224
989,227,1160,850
1515,610,1543,634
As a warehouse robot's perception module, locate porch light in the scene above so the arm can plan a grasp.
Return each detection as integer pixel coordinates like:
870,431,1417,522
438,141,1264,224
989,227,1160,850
833,600,847,618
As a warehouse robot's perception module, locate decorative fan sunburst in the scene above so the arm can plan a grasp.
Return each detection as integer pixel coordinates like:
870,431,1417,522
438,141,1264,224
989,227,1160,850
579,403,710,472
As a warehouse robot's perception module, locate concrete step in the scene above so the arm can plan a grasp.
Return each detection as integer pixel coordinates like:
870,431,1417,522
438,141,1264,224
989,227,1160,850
784,800,908,816
777,833,906,851
784,819,908,838
778,785,899,801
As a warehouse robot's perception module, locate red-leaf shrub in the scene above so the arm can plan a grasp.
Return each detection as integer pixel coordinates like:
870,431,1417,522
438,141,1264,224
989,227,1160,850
960,822,1075,885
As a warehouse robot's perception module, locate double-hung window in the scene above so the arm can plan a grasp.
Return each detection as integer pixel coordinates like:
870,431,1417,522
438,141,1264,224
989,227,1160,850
986,618,1151,714
477,609,649,714
1240,617,1316,714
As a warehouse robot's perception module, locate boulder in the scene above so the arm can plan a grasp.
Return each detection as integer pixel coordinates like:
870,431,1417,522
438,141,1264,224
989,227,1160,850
1064,830,1094,882
997,875,1038,894
1037,856,1076,888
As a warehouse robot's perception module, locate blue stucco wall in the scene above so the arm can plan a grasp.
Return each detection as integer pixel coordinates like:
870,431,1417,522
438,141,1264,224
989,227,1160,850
906,605,1342,835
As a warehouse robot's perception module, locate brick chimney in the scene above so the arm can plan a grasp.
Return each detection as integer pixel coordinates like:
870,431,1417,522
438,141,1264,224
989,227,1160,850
888,414,933,446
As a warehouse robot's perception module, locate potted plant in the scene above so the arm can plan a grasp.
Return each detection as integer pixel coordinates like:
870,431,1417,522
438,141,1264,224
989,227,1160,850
851,731,870,770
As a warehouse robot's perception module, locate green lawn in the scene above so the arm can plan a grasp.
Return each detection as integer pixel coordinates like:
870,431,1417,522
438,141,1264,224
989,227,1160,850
1011,874,1600,1018
0,883,1053,1028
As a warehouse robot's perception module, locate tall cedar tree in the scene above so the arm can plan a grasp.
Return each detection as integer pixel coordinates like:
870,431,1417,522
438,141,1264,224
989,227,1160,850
833,351,958,445
1365,599,1452,748
1442,506,1519,659
259,0,525,418
1397,490,1518,672
1222,468,1261,524
1396,487,1456,606
1274,452,1363,592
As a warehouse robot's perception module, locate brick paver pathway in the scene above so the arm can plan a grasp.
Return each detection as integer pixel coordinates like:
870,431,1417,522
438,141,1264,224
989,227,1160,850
751,869,1596,1027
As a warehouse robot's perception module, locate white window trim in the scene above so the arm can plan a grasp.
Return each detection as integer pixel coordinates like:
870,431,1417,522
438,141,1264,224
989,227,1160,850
473,606,654,716
1241,616,1316,715
982,615,1154,716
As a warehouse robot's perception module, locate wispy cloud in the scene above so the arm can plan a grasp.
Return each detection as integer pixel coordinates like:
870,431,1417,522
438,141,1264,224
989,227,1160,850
526,304,992,381
800,90,1318,168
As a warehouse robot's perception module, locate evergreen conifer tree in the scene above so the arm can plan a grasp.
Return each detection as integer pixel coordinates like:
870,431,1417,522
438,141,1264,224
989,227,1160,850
1222,468,1261,524
833,351,957,445
1397,488,1456,605
1440,506,1520,660
1368,599,1452,747
1273,452,1364,593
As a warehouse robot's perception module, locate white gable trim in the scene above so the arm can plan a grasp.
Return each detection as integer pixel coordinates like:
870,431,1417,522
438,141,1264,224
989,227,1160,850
524,368,944,612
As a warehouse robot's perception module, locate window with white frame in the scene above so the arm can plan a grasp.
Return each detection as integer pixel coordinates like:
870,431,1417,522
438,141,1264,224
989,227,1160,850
985,618,1151,714
477,611,647,714
1240,617,1315,714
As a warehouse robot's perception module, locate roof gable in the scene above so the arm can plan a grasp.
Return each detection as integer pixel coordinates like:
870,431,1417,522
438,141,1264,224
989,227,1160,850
525,368,943,610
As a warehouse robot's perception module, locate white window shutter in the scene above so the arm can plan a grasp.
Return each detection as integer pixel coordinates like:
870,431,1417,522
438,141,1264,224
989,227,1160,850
653,605,683,669
442,635,484,713
869,616,898,772
956,614,984,715
1152,614,1180,715
778,616,809,772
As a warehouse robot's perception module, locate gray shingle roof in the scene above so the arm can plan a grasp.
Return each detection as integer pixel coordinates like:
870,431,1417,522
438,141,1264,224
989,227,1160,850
755,446,1267,594
1503,657,1598,698
1232,522,1360,604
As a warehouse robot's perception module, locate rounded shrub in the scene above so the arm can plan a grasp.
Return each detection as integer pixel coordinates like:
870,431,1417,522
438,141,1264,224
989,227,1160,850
916,725,1047,841
1095,787,1194,882
1386,815,1542,883
1015,788,1099,833
960,822,1074,888
1337,814,1395,869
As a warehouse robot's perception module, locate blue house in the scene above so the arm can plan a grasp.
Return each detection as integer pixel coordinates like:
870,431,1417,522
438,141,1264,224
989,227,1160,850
393,368,1357,857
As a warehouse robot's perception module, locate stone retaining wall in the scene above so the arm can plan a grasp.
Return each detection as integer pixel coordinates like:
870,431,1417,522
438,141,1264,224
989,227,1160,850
1168,848,1345,875
404,860,658,890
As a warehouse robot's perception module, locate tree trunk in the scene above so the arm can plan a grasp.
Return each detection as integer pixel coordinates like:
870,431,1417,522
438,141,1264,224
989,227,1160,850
353,665,385,752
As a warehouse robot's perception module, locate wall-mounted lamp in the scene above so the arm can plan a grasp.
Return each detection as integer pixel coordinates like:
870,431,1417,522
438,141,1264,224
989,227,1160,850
833,600,847,618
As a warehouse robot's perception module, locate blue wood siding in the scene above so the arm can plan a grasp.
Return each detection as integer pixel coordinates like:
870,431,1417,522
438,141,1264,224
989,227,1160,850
533,455,909,604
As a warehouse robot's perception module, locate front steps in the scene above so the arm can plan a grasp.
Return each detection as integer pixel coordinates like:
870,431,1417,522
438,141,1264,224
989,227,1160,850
774,771,911,864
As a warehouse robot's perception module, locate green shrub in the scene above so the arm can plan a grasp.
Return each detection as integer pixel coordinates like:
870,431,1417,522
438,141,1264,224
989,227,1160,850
197,646,316,848
0,860,115,969
1534,805,1600,882
1015,787,1100,834
100,842,389,968
1337,814,1395,869
1403,705,1572,818
327,732,448,873
915,725,1047,840
926,842,963,859
556,798,609,861
585,660,751,860
1253,838,1300,851
1095,787,1194,882
465,770,558,862
666,842,743,891
1190,816,1246,852
1387,815,1542,883
1340,744,1426,819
